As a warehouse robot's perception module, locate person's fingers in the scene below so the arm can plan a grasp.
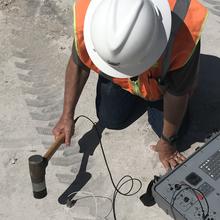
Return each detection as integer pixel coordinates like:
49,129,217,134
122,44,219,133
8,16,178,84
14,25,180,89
52,128,63,140
65,128,71,146
52,127,59,136
162,160,171,172
169,158,178,169
173,155,183,164
176,152,187,161
174,152,186,164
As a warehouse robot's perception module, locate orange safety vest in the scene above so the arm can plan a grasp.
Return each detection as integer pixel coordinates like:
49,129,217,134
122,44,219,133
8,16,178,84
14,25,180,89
73,0,208,101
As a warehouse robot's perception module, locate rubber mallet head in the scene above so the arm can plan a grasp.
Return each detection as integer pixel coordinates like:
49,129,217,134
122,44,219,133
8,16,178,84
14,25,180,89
28,155,48,199
28,134,65,199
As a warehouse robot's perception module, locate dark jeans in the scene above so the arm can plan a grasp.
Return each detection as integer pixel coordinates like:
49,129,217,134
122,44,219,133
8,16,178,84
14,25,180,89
95,76,189,142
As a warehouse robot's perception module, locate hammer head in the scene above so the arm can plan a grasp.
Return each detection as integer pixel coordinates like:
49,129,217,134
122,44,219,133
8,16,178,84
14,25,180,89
28,155,48,199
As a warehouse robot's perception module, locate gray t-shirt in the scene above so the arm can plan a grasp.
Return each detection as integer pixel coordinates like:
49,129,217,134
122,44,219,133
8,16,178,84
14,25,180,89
72,40,201,96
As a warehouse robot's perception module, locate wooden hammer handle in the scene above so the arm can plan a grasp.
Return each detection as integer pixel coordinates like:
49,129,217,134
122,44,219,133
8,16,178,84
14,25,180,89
43,134,65,161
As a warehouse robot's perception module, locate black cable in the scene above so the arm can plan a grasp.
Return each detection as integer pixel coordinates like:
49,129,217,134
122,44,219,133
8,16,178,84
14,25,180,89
180,183,209,219
73,115,142,220
71,115,212,220
170,186,192,220
170,183,209,220
66,192,113,219
194,188,209,219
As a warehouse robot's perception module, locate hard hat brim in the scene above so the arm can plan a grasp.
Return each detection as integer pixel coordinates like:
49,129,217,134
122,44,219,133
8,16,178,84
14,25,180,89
84,0,172,79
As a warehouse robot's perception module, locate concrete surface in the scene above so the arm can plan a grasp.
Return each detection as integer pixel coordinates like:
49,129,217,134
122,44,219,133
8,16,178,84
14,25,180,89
0,0,220,219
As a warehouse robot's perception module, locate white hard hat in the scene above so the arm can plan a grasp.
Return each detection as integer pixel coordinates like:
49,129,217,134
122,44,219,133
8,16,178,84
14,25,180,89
84,0,172,78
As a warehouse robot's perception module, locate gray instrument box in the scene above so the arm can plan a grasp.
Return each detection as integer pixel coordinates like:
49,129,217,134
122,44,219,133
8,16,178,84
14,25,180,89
152,134,220,220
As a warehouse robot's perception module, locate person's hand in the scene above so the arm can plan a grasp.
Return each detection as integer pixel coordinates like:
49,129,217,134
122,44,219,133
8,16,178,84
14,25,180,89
52,114,75,146
150,139,187,171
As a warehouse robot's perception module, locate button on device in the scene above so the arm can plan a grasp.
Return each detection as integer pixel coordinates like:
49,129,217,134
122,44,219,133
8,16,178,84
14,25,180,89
184,197,190,203
196,194,204,201
185,172,202,186
174,184,181,190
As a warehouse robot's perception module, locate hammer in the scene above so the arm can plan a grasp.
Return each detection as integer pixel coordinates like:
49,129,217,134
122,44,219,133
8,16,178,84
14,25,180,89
28,134,65,199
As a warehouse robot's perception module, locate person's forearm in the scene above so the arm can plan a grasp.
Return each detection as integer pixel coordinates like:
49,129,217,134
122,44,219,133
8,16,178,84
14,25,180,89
162,92,189,138
63,56,90,118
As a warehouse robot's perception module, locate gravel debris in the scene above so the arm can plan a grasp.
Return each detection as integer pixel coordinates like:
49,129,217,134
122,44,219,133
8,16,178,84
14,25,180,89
0,0,15,10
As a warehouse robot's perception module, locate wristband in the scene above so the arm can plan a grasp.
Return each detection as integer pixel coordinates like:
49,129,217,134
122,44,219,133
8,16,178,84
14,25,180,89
161,133,178,146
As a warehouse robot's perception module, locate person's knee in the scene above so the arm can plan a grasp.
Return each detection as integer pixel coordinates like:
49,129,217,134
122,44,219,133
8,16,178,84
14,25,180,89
97,113,129,130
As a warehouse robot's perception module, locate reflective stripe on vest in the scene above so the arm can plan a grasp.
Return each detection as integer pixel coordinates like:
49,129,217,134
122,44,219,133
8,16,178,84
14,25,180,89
73,0,208,101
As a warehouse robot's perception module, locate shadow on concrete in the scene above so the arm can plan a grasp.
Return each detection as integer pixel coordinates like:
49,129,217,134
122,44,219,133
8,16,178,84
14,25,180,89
178,54,220,151
58,121,104,205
